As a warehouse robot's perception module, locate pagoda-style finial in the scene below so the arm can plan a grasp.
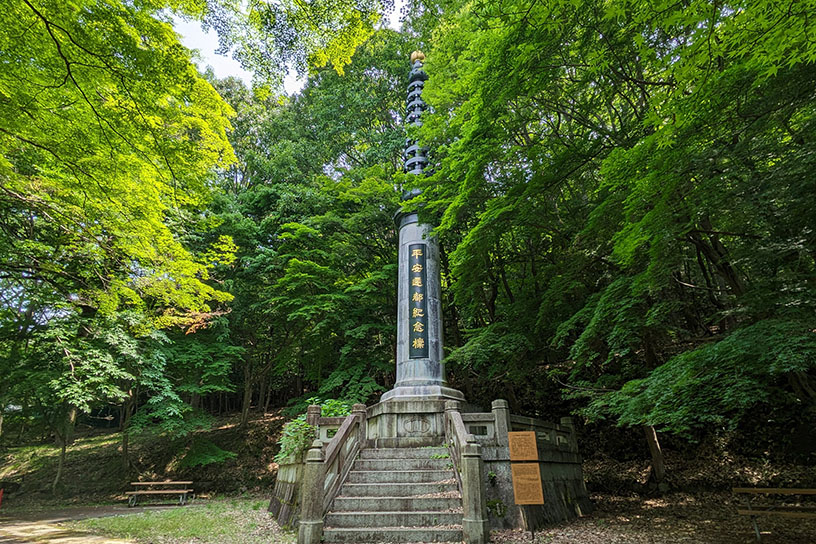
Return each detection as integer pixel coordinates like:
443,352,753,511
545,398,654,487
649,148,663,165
410,50,426,63
404,49,429,185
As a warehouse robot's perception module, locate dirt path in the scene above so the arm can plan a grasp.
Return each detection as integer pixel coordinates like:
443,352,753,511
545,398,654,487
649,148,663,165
0,505,184,544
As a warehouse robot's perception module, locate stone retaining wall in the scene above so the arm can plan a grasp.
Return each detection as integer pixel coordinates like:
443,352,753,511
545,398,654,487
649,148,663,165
481,445,592,530
267,455,303,529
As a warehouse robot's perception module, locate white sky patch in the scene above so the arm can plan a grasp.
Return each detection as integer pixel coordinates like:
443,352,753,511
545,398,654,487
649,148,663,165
173,1,404,96
172,16,303,94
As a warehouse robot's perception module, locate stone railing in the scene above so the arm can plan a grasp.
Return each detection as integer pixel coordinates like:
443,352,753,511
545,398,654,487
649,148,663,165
452,400,578,455
298,403,367,544
322,405,366,512
510,414,578,453
444,401,489,544
305,405,346,445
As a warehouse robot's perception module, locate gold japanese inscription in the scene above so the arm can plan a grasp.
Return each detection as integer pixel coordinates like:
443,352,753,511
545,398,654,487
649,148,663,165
411,308,425,318
411,263,423,273
412,321,425,333
411,248,423,258
412,292,424,302
411,277,423,287
412,338,425,349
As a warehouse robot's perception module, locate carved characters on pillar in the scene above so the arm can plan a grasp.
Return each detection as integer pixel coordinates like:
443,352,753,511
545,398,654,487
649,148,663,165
408,243,429,359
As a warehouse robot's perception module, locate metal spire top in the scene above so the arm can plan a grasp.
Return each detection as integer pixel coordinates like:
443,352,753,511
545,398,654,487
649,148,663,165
403,51,429,200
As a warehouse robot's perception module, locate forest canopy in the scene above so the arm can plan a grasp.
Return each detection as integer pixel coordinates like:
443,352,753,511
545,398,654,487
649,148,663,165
1,0,815,486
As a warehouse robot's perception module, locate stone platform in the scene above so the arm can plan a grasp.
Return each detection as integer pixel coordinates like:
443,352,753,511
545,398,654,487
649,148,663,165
270,398,592,544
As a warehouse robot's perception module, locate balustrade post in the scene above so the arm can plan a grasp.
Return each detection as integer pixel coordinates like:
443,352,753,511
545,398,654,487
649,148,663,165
352,403,367,445
491,399,511,446
297,440,325,544
306,404,321,427
444,400,461,423
444,400,460,444
461,438,488,544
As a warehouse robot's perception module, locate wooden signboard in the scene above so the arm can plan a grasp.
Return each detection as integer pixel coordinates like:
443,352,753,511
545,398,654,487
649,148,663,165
508,431,538,461
510,463,544,505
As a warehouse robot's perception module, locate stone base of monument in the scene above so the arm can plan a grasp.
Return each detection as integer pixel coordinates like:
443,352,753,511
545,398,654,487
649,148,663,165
365,398,450,448
379,383,464,402
274,398,593,544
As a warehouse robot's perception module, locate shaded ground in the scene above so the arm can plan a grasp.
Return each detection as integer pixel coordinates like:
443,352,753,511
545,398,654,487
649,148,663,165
497,492,816,543
0,412,286,510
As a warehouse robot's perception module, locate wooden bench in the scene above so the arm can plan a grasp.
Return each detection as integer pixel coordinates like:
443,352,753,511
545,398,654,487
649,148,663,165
733,487,816,541
126,481,194,507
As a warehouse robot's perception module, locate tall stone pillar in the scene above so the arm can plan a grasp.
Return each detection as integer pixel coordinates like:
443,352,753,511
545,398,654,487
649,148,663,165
381,51,463,403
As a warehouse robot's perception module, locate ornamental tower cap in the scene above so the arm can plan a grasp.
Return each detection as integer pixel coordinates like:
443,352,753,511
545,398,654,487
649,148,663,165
410,50,426,63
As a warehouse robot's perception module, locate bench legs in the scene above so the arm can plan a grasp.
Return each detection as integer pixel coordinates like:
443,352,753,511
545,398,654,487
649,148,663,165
128,491,191,507
742,498,761,542
750,515,761,542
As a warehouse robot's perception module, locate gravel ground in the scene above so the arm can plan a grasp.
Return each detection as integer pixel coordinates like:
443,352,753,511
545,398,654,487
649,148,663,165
493,492,816,544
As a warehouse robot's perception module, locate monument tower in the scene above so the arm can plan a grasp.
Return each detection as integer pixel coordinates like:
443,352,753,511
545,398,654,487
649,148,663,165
274,54,591,544
381,51,463,402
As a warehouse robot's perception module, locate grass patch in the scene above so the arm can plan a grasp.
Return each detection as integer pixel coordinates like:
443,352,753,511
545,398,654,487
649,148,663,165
70,498,295,544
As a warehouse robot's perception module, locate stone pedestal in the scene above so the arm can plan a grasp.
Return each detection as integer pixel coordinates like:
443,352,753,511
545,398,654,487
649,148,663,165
366,399,447,447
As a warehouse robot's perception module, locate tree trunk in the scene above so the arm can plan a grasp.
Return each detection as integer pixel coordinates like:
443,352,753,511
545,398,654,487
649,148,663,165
52,438,67,495
240,357,253,428
264,385,273,413
52,406,77,494
258,374,267,415
122,428,130,472
643,425,666,483
121,391,135,472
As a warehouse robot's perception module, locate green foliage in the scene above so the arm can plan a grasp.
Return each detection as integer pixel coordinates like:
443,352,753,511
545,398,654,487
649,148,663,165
274,398,352,462
411,0,816,438
594,320,816,434
4,0,816,465
0,0,236,326
315,398,353,417
193,0,395,83
275,417,315,463
180,439,238,468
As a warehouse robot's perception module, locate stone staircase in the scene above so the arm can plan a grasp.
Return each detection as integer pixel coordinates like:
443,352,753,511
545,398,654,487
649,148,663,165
322,446,464,543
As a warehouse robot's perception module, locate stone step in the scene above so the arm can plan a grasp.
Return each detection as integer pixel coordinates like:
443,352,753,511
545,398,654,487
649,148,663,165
368,437,446,448
325,511,463,528
346,469,453,484
351,458,452,471
339,482,459,497
322,527,464,543
359,447,451,460
331,496,462,512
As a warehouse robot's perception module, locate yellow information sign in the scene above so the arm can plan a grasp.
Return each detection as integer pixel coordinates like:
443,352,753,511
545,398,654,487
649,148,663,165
511,463,544,505
508,431,538,461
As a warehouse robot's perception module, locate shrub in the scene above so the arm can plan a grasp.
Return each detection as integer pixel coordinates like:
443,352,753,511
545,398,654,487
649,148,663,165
274,398,352,463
